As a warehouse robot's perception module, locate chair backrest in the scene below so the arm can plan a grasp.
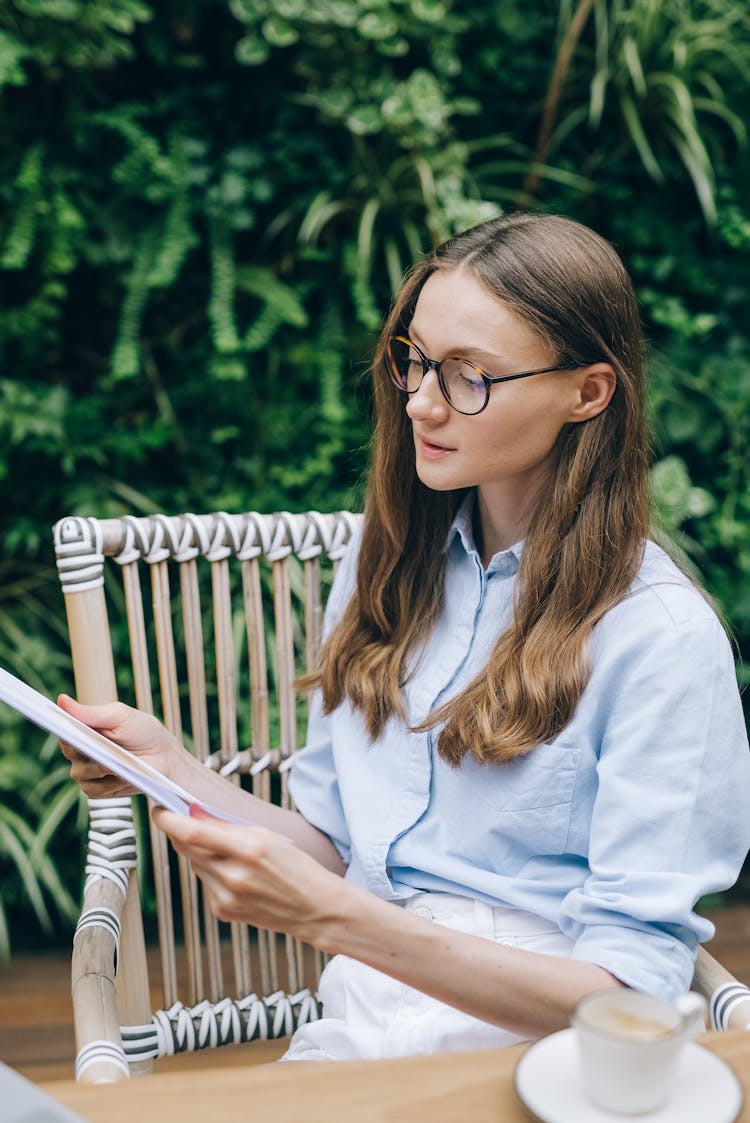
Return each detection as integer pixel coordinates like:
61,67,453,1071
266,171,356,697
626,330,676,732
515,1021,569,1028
54,509,361,1082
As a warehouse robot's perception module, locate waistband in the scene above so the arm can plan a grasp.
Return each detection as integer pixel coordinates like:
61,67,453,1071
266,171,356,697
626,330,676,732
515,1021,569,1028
400,890,562,941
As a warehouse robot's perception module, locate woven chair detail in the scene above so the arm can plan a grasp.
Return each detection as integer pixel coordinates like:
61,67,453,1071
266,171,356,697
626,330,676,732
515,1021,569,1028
121,989,322,1063
54,509,360,1082
709,982,750,1031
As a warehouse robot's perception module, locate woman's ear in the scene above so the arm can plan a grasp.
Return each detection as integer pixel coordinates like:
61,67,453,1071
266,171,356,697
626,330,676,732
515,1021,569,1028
568,363,616,423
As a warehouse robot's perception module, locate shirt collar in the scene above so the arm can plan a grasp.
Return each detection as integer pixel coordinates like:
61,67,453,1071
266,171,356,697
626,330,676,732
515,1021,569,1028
444,491,524,573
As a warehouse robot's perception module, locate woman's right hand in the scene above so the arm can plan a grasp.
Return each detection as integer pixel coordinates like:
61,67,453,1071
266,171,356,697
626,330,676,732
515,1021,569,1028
57,695,183,799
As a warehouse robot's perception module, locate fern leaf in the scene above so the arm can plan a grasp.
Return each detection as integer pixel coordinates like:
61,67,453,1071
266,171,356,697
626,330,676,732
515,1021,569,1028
1,146,43,270
208,210,241,353
111,229,158,380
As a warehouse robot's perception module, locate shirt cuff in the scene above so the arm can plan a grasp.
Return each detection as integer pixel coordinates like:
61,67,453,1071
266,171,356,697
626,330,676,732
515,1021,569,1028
570,922,705,1001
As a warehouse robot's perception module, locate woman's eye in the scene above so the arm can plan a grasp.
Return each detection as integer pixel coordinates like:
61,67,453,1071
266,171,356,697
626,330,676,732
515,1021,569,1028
453,363,484,390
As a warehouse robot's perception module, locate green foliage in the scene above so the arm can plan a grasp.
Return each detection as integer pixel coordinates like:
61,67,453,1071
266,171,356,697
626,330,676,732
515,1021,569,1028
548,0,750,221
0,0,749,949
1,1,151,72
0,560,85,955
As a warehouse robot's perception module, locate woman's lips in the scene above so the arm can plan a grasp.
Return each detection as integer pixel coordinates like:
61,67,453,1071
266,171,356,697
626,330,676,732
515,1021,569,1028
417,435,456,460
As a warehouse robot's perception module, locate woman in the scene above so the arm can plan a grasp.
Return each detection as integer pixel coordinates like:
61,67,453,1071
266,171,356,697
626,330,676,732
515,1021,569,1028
60,212,750,1061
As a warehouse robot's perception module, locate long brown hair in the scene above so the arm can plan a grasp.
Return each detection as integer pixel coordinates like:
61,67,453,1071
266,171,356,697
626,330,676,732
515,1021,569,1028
305,212,651,764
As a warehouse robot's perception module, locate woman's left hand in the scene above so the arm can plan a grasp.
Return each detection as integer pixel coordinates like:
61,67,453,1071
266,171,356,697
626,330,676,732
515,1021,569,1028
152,805,345,948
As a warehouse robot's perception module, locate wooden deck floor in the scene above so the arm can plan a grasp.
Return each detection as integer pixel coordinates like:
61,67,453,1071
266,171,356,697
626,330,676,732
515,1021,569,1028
2,905,749,1084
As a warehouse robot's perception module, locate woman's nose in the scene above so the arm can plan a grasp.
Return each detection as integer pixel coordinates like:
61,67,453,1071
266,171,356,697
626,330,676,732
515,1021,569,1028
405,369,450,421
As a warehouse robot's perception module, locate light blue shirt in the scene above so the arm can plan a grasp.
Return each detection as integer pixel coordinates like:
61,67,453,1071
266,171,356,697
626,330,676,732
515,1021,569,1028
290,495,750,1000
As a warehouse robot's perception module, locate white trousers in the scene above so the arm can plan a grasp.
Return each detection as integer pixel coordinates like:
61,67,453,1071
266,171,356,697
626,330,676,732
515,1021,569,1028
281,891,575,1062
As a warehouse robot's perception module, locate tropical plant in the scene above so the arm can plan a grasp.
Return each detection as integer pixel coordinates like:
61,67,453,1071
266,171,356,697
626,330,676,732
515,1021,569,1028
0,560,85,955
527,0,750,222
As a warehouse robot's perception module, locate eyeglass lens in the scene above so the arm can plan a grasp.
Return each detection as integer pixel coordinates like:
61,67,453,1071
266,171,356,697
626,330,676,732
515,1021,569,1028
387,337,487,414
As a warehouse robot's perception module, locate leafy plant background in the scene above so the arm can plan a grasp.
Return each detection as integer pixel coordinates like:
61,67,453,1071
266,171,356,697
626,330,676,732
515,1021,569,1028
0,0,748,953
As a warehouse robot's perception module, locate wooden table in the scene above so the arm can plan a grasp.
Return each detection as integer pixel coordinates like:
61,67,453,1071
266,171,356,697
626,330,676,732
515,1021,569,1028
38,1030,750,1123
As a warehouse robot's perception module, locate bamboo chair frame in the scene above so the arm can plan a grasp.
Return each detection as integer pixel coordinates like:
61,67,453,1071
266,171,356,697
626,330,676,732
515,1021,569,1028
53,509,750,1084
55,510,359,1082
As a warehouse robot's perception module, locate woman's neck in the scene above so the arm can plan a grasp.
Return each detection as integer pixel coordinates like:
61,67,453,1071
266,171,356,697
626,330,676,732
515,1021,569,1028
474,489,532,567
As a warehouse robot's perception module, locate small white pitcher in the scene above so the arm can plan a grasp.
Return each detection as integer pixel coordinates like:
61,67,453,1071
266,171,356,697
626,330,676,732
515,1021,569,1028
573,989,707,1115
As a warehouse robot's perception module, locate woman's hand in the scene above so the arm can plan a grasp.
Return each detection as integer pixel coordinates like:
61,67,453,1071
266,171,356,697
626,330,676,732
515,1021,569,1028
152,805,346,946
57,695,183,800
152,805,622,1038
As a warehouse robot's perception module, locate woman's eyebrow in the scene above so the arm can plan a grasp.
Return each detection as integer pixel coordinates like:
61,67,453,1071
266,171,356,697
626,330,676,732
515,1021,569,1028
409,327,504,369
409,324,467,356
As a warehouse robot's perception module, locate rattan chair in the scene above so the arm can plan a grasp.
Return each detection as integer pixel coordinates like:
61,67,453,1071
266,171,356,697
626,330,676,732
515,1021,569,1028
53,509,750,1083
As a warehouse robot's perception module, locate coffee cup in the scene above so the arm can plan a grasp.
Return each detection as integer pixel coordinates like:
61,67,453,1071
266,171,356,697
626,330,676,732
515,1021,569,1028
572,988,707,1115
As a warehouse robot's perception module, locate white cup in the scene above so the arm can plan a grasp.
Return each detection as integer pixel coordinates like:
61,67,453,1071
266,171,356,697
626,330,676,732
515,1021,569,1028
572,989,707,1115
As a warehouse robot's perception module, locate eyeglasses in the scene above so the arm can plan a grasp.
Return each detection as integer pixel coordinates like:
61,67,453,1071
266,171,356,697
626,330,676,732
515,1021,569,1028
385,335,581,416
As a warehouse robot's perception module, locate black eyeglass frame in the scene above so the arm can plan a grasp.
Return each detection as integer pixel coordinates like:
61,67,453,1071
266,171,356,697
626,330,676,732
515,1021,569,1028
386,334,585,416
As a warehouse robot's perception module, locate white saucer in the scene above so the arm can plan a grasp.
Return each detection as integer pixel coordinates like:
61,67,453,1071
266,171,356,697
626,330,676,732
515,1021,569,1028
514,1029,743,1123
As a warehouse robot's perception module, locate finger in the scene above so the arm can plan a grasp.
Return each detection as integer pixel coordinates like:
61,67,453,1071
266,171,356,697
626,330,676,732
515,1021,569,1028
153,823,227,864
58,738,89,764
166,834,224,863
57,694,126,733
151,807,215,852
182,856,226,888
76,776,133,799
189,872,238,923
68,756,110,782
151,806,184,832
152,806,260,858
189,803,221,822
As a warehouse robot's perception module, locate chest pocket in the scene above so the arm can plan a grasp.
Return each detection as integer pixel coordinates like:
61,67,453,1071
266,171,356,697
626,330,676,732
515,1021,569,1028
475,740,577,811
458,739,578,865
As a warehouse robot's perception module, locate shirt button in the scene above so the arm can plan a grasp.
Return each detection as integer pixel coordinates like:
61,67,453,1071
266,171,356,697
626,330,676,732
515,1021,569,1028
498,938,516,947
413,906,433,920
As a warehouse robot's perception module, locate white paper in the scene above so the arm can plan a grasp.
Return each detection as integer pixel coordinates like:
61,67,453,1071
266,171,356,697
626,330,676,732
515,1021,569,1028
0,665,250,823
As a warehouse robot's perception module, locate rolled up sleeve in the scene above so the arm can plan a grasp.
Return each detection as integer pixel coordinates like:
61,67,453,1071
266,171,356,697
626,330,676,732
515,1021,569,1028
561,598,750,999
